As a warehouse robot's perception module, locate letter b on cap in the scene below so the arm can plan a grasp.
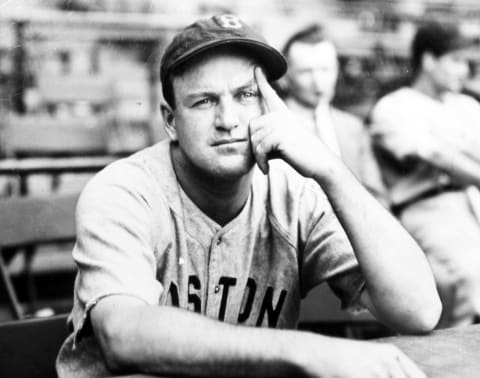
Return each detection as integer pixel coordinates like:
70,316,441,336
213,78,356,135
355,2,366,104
214,14,243,29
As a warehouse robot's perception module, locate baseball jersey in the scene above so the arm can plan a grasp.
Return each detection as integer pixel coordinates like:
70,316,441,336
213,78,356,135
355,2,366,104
370,87,480,206
57,139,364,376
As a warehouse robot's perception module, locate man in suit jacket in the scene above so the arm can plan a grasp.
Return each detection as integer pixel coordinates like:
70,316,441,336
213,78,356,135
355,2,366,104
281,24,386,204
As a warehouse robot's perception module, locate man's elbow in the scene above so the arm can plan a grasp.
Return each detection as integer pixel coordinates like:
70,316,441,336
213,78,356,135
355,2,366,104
406,296,442,334
95,316,137,373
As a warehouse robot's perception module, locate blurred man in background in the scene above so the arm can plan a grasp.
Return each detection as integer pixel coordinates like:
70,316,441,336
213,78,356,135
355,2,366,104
370,21,480,328
281,24,387,205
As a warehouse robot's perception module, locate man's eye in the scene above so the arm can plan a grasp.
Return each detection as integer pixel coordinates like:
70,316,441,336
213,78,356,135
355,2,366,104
193,98,213,107
238,90,258,101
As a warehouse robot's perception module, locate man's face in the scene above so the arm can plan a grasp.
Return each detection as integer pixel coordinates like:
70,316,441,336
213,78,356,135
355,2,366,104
429,49,470,93
285,40,338,108
168,52,262,179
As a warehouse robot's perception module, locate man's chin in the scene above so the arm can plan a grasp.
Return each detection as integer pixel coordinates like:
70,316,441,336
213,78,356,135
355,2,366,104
212,156,255,179
443,81,463,93
220,164,255,179
295,95,321,109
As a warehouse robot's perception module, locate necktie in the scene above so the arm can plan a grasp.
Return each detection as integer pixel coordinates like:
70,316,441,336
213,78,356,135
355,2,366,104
314,105,341,156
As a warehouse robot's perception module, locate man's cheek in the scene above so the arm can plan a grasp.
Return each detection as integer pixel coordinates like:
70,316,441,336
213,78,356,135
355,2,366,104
246,104,264,125
245,132,256,160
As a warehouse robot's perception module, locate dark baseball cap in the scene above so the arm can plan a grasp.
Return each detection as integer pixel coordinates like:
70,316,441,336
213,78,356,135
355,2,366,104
412,21,474,68
160,14,287,92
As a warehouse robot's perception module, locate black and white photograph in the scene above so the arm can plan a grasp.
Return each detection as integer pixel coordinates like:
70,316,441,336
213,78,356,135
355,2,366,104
1,1,480,377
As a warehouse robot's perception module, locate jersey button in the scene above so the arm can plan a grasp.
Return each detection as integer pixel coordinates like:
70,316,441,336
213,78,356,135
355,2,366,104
214,285,220,293
216,237,222,245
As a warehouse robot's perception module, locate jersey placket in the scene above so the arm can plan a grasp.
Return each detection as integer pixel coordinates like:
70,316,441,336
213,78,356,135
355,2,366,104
205,230,224,319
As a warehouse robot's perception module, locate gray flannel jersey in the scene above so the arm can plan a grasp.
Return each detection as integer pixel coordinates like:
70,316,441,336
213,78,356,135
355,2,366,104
56,140,364,377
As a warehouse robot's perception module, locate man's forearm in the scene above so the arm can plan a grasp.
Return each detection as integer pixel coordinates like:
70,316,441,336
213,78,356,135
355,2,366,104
433,150,480,188
312,162,441,333
91,295,427,377
92,296,312,377
419,142,480,187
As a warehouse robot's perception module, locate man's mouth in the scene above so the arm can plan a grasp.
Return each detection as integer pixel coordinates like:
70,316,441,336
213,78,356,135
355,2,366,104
212,138,248,147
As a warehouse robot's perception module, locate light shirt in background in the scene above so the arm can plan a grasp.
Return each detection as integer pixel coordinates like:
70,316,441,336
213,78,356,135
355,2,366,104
371,87,480,207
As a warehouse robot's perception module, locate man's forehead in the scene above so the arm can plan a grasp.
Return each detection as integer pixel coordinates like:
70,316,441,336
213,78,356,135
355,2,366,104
288,41,337,70
290,40,337,59
174,55,257,92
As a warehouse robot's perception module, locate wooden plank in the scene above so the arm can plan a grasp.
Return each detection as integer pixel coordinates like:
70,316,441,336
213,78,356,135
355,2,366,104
37,76,113,104
375,324,480,377
2,117,108,157
0,156,116,174
0,193,79,247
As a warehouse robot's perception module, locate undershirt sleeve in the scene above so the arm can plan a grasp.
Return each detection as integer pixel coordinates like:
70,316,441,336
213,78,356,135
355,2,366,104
370,96,428,161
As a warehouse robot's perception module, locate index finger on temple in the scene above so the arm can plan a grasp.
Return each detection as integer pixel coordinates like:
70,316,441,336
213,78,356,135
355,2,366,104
254,66,287,112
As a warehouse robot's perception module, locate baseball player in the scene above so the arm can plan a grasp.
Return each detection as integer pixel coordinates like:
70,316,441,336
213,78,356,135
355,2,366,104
57,15,440,378
370,21,480,328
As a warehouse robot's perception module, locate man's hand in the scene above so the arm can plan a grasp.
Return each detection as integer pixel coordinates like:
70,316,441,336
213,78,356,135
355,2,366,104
299,336,427,378
249,67,338,178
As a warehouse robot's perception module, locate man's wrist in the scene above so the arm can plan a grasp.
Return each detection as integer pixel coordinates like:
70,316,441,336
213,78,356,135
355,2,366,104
311,157,354,190
284,331,337,377
278,331,311,376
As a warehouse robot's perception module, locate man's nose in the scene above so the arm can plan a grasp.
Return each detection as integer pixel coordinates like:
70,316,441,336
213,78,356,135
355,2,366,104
215,98,239,130
311,71,326,90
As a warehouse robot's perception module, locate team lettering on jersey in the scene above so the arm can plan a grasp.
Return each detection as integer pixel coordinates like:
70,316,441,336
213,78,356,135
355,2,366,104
166,275,288,328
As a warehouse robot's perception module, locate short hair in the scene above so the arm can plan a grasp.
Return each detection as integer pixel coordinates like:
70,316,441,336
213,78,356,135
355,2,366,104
411,21,471,72
282,24,327,59
162,63,188,110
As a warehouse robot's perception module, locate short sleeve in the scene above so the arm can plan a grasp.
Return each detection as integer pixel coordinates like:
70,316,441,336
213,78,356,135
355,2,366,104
370,93,427,161
71,161,163,337
448,94,480,159
299,181,365,309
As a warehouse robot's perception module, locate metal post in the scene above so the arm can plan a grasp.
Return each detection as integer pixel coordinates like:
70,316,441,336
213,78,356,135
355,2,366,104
146,39,161,144
12,20,27,114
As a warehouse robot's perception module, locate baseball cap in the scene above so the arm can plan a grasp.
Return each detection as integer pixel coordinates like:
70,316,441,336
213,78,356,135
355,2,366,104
160,14,287,96
412,21,474,64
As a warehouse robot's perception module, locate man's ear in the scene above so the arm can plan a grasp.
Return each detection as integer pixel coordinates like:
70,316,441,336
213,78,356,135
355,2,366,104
160,103,178,141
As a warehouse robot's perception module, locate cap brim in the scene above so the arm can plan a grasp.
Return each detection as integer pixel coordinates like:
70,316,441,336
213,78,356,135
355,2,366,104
166,38,287,82
448,36,476,53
